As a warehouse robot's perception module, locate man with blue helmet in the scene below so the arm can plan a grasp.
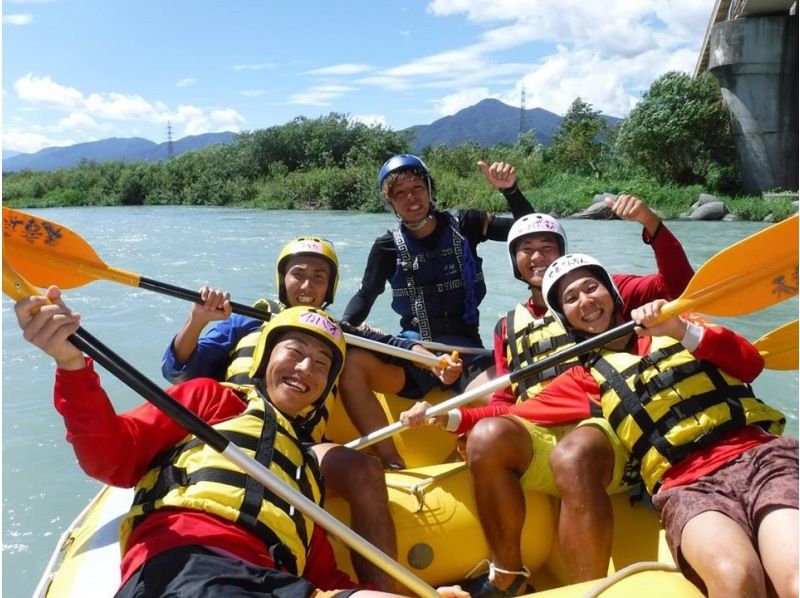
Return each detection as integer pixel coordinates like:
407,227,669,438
343,154,532,349
339,155,533,465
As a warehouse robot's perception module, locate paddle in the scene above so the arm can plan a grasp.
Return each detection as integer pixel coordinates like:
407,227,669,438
755,320,798,370
346,215,799,450
2,260,439,598
1,207,443,369
414,340,493,357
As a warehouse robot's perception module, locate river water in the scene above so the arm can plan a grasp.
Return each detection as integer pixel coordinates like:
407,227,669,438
2,206,798,596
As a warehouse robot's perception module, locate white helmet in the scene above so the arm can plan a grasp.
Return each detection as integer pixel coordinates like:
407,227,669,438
542,253,623,328
507,213,567,281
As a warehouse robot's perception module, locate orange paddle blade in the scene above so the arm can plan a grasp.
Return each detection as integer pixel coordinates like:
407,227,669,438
665,215,798,318
755,320,798,371
2,258,43,301
2,207,140,289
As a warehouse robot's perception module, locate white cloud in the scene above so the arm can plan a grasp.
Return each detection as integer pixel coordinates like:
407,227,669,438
401,0,709,117
58,112,102,130
84,91,167,120
433,87,495,116
288,84,356,106
3,13,33,25
176,78,197,88
384,48,483,77
3,130,72,153
350,114,388,127
307,63,374,76
15,73,84,108
355,75,412,92
209,108,246,129
517,54,633,117
179,107,245,136
283,1,705,123
503,43,703,118
240,90,268,97
232,63,275,71
12,73,247,140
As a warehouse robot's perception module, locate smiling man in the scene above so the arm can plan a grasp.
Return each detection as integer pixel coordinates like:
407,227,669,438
338,155,534,465
15,294,355,594
399,202,695,595
15,293,471,598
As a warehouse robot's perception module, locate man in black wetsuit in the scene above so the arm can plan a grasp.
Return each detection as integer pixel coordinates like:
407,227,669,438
338,155,534,466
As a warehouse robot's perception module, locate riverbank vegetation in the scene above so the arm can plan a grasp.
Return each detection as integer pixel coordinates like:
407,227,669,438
3,72,794,221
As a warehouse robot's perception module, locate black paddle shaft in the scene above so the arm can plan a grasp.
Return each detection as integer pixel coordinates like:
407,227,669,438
69,326,230,452
138,277,270,321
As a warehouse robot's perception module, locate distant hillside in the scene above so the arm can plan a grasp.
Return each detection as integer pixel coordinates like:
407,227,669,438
3,132,236,173
404,98,620,153
3,99,623,173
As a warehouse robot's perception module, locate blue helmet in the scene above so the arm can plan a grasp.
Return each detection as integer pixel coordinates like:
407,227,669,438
377,154,436,227
377,154,431,191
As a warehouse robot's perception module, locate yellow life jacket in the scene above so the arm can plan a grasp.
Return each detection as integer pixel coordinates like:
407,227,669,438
587,334,786,494
223,299,335,443
119,384,323,576
225,298,283,387
506,303,584,402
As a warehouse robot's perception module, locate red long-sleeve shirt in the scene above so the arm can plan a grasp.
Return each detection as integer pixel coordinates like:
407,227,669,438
491,223,695,407
54,364,365,591
460,317,773,490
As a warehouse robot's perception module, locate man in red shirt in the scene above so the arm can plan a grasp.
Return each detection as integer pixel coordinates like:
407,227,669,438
15,288,468,598
404,197,695,595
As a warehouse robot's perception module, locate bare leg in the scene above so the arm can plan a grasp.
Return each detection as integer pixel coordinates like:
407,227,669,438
681,510,767,597
338,348,407,467
549,426,614,582
467,416,532,592
313,443,399,592
757,507,799,598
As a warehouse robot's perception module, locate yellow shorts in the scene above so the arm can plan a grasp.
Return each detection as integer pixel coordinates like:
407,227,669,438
513,417,637,496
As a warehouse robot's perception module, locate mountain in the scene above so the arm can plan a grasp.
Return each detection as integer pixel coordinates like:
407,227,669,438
3,150,21,160
3,99,622,173
403,98,620,153
2,132,236,173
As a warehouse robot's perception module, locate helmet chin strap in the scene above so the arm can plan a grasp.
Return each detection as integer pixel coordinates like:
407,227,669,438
402,211,434,230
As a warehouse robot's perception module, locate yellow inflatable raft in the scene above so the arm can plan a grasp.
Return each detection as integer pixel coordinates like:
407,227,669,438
36,389,703,597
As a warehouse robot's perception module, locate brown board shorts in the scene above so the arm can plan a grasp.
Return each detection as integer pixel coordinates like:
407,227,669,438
652,435,799,591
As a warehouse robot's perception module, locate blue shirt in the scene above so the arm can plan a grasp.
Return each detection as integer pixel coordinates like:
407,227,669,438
162,314,263,383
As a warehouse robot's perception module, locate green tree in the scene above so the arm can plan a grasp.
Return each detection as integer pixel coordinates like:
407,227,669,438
549,98,606,175
614,71,738,188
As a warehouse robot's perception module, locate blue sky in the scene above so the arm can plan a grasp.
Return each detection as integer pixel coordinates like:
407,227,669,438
3,0,713,154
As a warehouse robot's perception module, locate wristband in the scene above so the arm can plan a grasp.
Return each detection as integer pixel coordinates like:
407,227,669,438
445,409,462,432
642,221,663,245
682,321,704,352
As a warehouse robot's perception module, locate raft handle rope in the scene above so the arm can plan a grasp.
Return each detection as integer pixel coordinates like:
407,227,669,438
462,560,531,585
490,563,531,580
384,463,468,513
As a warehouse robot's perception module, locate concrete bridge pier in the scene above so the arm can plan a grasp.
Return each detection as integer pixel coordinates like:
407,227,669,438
708,15,798,193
